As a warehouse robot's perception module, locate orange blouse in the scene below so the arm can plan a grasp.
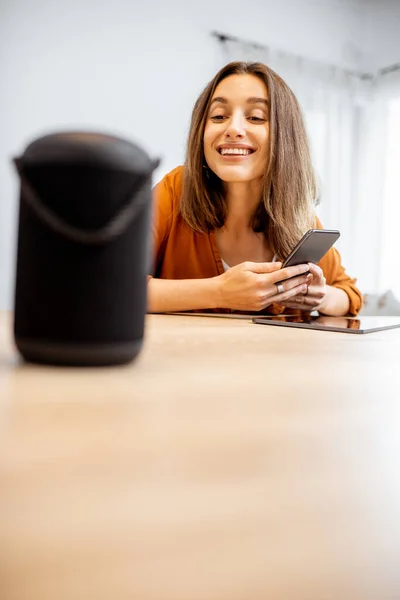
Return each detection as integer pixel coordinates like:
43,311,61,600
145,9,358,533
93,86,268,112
151,165,362,316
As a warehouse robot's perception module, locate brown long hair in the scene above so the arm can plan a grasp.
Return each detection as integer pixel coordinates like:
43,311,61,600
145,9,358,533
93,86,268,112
180,61,318,259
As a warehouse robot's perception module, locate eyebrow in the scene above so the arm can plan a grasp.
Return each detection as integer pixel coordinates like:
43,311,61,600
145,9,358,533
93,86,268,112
210,96,269,106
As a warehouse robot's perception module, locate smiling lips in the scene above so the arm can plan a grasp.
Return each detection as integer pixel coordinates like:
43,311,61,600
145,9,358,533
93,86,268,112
217,145,255,156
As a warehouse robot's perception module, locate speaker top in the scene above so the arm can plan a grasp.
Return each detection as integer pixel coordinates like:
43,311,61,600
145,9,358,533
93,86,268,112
19,131,156,175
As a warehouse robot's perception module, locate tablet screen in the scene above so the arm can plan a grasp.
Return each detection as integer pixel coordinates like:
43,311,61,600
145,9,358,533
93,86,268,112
252,315,400,334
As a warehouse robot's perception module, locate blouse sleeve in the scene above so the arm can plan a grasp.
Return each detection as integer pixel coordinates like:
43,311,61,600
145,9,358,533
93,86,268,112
150,174,176,277
315,218,363,315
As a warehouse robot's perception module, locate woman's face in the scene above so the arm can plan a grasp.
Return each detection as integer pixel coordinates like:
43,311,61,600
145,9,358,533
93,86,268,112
203,74,269,184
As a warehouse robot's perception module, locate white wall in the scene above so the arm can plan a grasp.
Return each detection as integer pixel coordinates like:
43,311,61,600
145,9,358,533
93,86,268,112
361,0,400,73
0,0,396,308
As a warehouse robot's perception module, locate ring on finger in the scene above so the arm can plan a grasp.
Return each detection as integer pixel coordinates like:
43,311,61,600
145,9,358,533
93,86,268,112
276,283,284,294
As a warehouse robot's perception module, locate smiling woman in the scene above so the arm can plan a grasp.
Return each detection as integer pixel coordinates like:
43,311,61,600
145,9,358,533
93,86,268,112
148,62,362,317
203,78,270,186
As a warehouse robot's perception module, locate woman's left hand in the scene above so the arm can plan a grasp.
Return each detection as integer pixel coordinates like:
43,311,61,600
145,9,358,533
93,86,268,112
279,263,327,312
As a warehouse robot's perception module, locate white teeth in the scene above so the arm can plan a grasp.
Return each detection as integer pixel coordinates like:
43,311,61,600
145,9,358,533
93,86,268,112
219,148,252,155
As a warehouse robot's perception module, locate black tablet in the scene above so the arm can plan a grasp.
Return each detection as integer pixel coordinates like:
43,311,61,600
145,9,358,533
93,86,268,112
252,315,400,334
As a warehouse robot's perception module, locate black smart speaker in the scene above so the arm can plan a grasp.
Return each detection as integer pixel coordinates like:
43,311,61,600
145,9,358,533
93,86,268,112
13,131,159,366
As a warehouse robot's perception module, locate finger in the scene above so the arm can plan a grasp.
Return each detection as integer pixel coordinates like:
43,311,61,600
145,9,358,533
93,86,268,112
270,263,310,283
307,263,324,281
268,273,311,296
280,286,324,305
244,261,282,274
305,284,326,300
295,294,321,308
280,296,319,310
266,282,309,305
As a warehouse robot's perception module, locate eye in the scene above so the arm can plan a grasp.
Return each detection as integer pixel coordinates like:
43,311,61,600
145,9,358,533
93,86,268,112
210,115,227,121
248,116,266,123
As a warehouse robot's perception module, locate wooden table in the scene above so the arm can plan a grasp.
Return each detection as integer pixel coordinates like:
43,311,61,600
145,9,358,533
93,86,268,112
1,311,400,600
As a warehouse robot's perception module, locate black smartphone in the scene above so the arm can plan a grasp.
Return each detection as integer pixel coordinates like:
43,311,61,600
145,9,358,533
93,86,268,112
281,229,340,268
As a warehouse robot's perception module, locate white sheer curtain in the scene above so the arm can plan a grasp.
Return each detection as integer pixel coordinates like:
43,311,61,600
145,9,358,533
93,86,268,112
218,37,391,294
378,71,400,299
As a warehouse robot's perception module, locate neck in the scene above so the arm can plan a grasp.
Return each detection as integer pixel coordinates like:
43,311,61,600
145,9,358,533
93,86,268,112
223,180,262,233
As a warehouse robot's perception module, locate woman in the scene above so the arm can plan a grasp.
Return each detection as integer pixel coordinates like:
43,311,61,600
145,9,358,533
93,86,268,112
148,61,362,316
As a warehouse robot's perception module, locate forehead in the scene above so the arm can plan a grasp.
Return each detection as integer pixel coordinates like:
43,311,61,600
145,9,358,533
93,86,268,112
212,74,268,101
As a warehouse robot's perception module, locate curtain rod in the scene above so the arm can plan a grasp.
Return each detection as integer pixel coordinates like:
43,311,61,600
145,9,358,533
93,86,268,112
379,62,400,76
211,30,400,81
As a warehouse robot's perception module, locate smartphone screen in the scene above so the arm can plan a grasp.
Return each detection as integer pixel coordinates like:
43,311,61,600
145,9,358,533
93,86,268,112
282,229,340,268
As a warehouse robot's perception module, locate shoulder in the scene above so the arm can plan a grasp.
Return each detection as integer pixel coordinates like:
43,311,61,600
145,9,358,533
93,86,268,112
152,166,185,237
153,165,184,208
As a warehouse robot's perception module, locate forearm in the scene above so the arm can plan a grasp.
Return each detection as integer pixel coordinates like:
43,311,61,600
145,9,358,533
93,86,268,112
319,285,350,316
147,277,221,313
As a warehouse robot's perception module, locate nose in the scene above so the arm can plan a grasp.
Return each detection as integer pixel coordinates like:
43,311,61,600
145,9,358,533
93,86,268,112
224,112,245,138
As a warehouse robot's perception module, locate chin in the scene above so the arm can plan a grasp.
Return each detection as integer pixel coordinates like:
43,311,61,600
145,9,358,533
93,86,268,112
210,165,254,183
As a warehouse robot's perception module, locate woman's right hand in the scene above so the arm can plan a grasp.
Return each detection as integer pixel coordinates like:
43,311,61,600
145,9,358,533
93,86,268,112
215,261,312,312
